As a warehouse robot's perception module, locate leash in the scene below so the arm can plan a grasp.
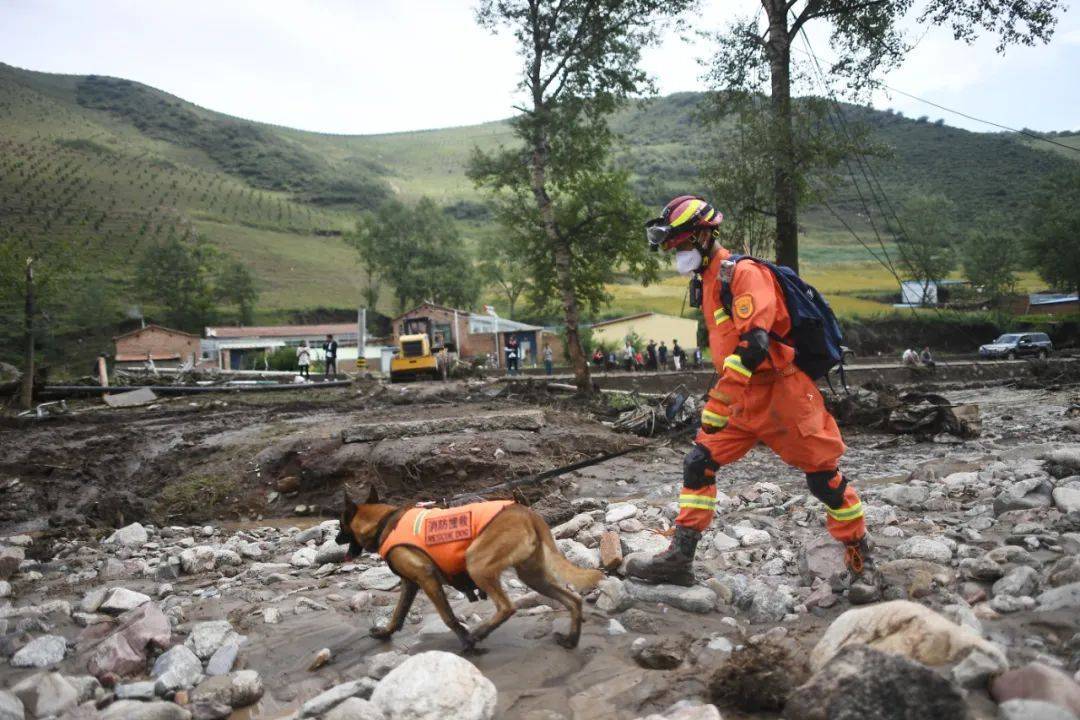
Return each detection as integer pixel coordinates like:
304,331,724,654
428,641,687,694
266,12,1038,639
442,423,697,506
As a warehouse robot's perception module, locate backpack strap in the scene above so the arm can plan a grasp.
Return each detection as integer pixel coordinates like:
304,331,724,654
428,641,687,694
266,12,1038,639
718,254,794,348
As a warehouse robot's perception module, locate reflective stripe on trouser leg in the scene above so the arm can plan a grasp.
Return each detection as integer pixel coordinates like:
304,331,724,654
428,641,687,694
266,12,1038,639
676,485,717,531
825,484,865,544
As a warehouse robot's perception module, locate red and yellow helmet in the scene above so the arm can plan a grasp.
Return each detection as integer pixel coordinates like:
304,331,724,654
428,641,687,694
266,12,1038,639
645,196,723,251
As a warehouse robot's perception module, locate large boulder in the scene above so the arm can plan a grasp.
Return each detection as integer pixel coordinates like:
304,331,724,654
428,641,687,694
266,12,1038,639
1053,485,1080,514
370,651,496,720
994,478,1052,515
636,702,722,720
86,602,172,678
104,523,149,549
189,670,264,709
784,645,970,720
10,634,66,668
325,698,386,720
0,546,25,579
624,582,716,614
895,537,952,564
0,690,22,720
153,644,204,692
877,484,930,510
997,700,1076,720
101,700,192,720
990,663,1080,717
992,566,1039,598
810,600,1006,673
11,672,79,718
299,679,378,718
1036,582,1080,612
100,587,152,613
185,620,242,660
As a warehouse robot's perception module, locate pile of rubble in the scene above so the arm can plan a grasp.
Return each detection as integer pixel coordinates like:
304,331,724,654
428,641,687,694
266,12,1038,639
1,429,1079,717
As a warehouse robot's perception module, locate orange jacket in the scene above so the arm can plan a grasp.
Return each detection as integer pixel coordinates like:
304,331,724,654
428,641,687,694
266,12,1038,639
701,247,797,422
378,501,515,577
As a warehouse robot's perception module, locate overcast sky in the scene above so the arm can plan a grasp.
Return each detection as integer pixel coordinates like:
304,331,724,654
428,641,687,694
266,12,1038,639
1,0,1077,136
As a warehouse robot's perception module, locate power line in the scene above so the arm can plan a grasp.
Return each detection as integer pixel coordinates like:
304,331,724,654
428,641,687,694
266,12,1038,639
876,83,1080,154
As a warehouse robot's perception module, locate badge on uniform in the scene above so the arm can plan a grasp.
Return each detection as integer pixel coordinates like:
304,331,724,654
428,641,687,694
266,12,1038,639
733,293,755,319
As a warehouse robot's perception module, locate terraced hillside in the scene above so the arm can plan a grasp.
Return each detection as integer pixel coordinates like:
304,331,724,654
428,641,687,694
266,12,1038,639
1,61,1076,369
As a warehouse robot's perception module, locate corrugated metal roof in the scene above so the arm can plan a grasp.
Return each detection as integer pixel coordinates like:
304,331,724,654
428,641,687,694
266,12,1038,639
205,323,357,339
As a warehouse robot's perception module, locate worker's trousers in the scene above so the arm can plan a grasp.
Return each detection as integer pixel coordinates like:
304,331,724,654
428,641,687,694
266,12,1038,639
677,368,865,544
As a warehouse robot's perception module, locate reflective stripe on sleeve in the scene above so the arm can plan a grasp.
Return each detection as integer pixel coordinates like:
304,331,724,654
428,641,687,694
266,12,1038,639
723,355,753,378
713,308,730,326
701,409,728,428
825,502,864,522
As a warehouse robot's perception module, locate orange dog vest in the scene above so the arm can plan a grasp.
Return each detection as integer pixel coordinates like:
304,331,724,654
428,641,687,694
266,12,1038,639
378,501,515,577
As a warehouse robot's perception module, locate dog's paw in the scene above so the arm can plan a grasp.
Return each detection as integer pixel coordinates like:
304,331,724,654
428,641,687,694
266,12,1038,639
369,626,393,640
553,632,578,649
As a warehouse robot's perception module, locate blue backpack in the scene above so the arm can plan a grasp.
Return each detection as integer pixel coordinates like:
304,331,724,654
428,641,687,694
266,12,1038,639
719,255,845,381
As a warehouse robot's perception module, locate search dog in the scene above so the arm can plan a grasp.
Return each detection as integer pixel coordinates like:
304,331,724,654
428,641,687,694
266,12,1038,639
336,486,603,651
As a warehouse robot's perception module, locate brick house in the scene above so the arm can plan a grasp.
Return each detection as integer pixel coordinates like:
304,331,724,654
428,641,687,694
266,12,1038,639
203,323,359,370
113,324,201,368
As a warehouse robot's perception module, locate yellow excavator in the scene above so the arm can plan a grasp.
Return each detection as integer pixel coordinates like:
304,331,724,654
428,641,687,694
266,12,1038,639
389,317,451,382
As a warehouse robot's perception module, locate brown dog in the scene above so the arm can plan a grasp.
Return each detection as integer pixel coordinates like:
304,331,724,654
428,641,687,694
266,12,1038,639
336,487,603,651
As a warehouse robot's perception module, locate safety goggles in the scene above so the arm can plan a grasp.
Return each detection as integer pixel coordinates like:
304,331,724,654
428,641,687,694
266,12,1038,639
645,219,696,252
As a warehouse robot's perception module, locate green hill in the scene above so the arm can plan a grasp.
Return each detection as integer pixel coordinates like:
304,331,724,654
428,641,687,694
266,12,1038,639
1,61,1076,367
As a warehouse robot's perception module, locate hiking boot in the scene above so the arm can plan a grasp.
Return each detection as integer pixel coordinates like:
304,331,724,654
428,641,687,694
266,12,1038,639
625,526,700,586
845,535,883,583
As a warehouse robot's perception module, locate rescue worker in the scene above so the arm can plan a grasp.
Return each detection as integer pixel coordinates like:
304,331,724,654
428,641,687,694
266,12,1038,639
627,196,873,586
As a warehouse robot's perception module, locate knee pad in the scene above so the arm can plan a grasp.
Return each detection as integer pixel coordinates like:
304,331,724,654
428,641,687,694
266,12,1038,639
806,469,846,509
683,444,719,490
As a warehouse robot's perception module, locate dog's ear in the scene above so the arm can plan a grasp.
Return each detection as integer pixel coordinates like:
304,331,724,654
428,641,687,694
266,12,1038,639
364,485,380,505
342,488,357,514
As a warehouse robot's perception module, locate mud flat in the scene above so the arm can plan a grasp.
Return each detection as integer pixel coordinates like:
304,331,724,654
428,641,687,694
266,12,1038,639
0,378,1078,718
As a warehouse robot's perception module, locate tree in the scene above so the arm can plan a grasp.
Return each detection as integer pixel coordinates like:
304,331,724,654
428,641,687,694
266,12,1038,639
134,237,219,332
708,0,1064,273
961,213,1020,306
471,0,690,393
477,233,530,320
1027,169,1080,298
348,198,479,314
215,260,259,325
892,194,957,303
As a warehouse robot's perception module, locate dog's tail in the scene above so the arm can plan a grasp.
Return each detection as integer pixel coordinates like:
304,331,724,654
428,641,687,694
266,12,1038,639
534,515,603,593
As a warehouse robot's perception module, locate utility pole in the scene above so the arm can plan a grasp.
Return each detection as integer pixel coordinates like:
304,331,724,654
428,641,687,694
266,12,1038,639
356,307,367,372
20,257,34,410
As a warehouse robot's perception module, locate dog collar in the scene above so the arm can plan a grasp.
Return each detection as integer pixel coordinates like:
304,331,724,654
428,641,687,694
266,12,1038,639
367,511,396,554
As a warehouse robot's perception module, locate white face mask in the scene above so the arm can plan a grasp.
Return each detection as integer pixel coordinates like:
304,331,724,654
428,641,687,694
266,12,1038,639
675,248,703,277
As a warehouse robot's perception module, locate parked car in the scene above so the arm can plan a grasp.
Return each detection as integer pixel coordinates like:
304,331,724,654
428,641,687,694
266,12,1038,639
978,332,1053,360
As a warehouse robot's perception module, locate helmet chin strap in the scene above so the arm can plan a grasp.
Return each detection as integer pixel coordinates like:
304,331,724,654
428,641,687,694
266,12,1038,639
686,229,716,309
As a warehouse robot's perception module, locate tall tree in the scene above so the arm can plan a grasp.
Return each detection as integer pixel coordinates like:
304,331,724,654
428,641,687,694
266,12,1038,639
1027,169,1080,298
348,198,479,314
892,193,958,303
961,213,1020,307
471,0,690,393
215,260,260,325
708,0,1064,273
477,233,530,320
134,236,219,332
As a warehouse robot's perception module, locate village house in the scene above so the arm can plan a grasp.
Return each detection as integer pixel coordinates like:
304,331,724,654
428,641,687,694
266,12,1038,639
112,324,201,369
203,323,359,370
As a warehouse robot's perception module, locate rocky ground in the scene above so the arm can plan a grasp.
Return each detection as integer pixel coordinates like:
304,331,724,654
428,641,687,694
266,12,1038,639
0,379,1079,719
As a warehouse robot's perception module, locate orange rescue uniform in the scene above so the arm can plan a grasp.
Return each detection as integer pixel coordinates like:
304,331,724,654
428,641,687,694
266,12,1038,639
379,501,515,577
676,247,865,544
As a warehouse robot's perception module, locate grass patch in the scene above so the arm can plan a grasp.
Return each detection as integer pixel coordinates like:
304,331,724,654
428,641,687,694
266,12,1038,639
158,475,240,517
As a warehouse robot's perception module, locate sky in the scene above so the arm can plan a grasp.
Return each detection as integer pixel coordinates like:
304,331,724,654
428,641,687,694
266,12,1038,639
0,0,1077,136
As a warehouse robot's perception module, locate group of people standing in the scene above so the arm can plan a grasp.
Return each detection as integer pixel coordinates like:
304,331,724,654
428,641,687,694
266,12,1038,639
294,334,339,380
590,338,698,372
